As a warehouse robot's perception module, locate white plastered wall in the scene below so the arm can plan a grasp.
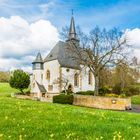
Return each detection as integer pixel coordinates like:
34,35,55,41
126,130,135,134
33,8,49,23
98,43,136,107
61,66,95,93
43,60,60,93
31,60,95,94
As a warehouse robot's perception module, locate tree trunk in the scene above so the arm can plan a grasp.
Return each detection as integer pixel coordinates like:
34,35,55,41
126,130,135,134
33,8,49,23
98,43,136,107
94,75,99,96
20,89,24,94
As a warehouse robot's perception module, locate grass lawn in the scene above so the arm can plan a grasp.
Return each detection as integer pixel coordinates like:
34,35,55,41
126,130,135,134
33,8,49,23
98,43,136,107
0,82,19,96
132,95,140,105
0,83,140,140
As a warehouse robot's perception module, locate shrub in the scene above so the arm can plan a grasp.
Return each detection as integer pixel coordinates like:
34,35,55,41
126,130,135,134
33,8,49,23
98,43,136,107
75,90,94,95
112,83,122,95
9,70,30,94
98,86,111,96
85,90,94,95
127,86,140,96
105,93,126,98
112,83,140,96
61,90,73,94
105,93,118,98
53,94,74,104
118,94,126,98
75,91,86,95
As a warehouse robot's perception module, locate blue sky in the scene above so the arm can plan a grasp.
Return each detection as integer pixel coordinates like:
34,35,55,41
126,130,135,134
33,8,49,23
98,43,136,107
1,0,140,31
0,0,140,71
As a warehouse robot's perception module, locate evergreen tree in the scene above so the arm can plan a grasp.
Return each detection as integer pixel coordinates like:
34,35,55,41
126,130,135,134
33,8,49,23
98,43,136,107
9,70,30,93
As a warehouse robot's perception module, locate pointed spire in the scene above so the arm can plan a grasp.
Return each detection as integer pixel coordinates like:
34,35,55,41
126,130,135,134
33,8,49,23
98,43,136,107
32,52,43,64
67,10,78,41
69,16,77,40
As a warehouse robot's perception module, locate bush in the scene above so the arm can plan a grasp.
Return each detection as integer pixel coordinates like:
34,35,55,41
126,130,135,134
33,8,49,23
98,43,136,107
125,86,140,96
105,93,126,98
112,83,140,96
61,90,73,94
105,93,118,98
75,90,94,95
86,90,94,95
9,70,30,93
98,86,111,96
112,83,122,95
53,94,74,104
118,94,126,98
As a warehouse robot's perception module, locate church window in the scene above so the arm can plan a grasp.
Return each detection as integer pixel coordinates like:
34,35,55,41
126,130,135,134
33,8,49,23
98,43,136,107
46,70,50,81
66,68,70,72
88,70,92,85
41,74,43,80
33,74,35,80
36,63,41,69
33,83,35,88
74,73,79,87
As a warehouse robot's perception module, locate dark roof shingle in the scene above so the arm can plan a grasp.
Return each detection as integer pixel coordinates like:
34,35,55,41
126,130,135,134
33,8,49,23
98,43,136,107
44,41,81,70
36,82,46,93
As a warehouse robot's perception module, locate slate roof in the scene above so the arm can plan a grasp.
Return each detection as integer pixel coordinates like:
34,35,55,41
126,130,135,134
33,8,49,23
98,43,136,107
36,82,46,93
69,16,76,40
44,41,81,70
32,52,43,64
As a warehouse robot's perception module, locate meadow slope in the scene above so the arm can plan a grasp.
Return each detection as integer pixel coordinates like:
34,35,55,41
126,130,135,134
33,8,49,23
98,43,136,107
0,83,140,140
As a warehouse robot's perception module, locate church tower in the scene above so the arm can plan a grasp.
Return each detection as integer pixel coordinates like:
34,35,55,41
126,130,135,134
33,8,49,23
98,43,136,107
32,52,44,85
66,13,79,44
32,52,43,70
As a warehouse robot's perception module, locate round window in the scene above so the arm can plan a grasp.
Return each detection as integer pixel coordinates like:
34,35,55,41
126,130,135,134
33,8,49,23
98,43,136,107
66,68,70,72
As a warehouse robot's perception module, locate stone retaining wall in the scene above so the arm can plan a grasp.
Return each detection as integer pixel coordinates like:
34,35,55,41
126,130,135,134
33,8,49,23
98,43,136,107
15,95,32,100
73,95,131,110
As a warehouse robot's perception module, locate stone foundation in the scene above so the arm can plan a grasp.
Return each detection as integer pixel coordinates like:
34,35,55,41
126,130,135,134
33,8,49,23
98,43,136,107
73,95,131,110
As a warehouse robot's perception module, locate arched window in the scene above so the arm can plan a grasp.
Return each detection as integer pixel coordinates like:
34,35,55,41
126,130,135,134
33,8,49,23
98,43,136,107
41,74,43,80
46,70,50,81
33,83,35,88
74,73,79,87
33,74,35,80
88,70,92,85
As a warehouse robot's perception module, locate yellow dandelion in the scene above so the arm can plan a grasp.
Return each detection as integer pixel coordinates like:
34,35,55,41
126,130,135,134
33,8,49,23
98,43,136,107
19,135,22,140
0,134,3,137
50,134,54,138
100,136,103,139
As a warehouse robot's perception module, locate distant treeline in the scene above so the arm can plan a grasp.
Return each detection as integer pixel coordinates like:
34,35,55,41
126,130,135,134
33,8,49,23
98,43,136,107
0,71,10,82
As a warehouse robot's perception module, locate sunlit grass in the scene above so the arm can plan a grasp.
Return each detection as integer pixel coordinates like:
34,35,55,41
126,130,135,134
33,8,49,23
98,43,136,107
0,82,29,96
0,82,19,96
132,95,140,105
0,83,140,140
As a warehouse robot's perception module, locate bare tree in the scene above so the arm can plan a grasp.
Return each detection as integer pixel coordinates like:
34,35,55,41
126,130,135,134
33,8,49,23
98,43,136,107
67,27,129,95
53,74,69,94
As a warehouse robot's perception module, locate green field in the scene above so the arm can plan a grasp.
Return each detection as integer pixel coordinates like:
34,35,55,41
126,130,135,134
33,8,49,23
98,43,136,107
132,95,140,105
0,83,19,96
0,83,140,140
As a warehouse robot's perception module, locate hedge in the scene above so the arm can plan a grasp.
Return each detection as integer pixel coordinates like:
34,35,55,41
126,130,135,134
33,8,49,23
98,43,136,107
76,90,94,95
53,94,74,104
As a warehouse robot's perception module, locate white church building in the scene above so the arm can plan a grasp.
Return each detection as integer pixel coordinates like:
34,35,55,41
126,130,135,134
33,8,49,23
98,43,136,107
30,16,95,98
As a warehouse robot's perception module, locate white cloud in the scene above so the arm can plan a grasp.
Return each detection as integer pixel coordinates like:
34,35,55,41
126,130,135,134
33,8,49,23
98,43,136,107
0,16,59,72
124,28,140,61
1,15,140,72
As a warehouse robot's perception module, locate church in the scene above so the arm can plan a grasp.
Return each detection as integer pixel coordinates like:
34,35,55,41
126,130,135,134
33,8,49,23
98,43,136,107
30,16,95,98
